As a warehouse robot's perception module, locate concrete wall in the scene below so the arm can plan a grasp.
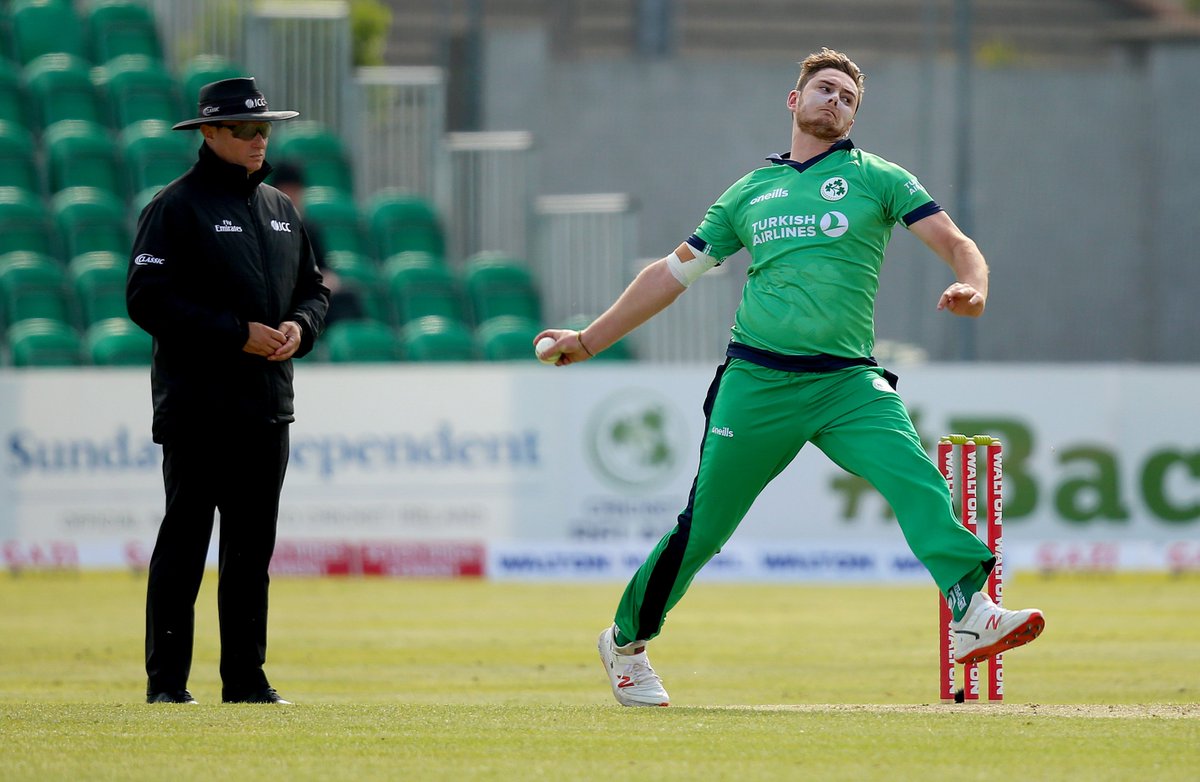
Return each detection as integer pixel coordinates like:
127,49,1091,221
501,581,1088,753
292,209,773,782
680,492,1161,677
481,29,1199,363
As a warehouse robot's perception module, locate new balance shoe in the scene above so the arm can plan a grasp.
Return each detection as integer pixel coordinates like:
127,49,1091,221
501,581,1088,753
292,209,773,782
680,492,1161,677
597,625,669,707
952,591,1045,665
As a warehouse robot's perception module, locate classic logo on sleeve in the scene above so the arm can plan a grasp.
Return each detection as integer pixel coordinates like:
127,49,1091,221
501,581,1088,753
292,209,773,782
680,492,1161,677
133,253,165,266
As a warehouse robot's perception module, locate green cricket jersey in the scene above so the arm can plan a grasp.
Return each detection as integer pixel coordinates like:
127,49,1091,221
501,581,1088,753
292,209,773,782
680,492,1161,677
689,140,940,358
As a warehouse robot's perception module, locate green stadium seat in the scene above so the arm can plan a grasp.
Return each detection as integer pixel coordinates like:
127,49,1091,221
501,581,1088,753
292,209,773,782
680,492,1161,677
0,59,31,128
382,251,467,327
180,54,243,108
43,120,123,198
51,187,129,260
475,315,541,362
271,121,354,194
119,120,194,195
10,0,86,65
21,53,104,129
399,315,476,362
129,184,162,223
6,317,82,366
0,252,73,328
93,55,182,129
462,252,542,324
0,120,40,194
321,319,401,363
0,9,14,65
83,316,150,365
0,187,53,256
302,187,367,256
84,0,162,64
366,189,445,261
68,250,127,325
322,251,390,324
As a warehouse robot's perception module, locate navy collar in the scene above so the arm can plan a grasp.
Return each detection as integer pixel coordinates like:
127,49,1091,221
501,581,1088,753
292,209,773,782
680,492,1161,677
767,138,855,173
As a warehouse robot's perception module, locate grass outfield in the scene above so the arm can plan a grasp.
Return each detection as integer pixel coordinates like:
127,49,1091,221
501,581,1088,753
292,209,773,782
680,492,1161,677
1,571,1196,780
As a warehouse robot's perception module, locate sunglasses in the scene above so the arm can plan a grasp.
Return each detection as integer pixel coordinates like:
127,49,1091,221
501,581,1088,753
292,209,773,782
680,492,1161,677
217,122,272,140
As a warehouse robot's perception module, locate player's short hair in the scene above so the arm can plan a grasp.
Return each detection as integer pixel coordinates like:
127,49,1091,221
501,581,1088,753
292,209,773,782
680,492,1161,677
271,161,306,188
795,48,865,111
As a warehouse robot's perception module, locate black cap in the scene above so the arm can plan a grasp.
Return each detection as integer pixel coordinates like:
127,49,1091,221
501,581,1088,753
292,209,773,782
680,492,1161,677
172,77,300,130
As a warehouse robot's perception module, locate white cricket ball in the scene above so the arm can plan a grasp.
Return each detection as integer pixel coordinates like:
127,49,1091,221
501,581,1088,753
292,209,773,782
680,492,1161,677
535,336,561,364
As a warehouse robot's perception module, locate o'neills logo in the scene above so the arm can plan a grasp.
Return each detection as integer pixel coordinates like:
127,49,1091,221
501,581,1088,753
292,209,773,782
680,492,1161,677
750,187,788,205
710,426,734,438
134,253,165,266
215,219,243,233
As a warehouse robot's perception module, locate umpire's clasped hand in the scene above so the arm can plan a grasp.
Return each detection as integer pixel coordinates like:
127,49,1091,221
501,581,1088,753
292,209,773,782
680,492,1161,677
243,321,302,360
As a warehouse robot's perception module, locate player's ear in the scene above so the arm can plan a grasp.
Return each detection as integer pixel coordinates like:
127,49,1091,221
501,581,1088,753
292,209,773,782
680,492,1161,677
786,89,799,111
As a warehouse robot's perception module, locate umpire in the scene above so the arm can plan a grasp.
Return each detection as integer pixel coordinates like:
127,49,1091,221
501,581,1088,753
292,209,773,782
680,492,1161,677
127,77,330,705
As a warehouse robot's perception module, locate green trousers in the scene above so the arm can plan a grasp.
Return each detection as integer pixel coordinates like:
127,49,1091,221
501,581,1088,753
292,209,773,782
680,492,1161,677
614,359,994,643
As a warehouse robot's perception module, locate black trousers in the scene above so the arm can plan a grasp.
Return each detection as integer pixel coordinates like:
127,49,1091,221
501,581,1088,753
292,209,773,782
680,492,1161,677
145,422,289,697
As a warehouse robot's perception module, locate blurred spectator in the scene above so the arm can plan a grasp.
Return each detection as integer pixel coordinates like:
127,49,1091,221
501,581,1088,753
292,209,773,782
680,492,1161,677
271,162,366,326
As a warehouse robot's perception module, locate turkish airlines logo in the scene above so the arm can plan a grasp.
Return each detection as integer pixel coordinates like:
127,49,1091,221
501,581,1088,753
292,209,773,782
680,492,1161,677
872,377,896,394
819,211,849,237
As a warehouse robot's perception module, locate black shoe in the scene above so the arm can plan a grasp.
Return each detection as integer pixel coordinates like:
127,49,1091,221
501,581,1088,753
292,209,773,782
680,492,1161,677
147,689,198,704
222,686,291,704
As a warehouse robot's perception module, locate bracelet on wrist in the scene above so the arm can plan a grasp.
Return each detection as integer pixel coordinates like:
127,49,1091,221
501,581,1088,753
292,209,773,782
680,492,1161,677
577,330,595,357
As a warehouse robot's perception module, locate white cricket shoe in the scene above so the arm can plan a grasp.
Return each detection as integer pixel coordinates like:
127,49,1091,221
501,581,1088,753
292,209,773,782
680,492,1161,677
952,591,1045,665
597,625,670,707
